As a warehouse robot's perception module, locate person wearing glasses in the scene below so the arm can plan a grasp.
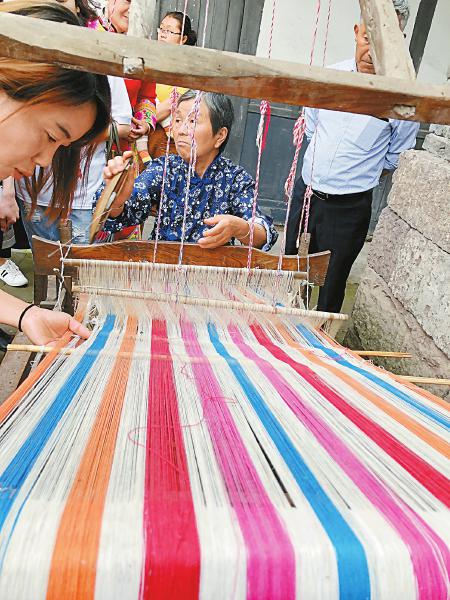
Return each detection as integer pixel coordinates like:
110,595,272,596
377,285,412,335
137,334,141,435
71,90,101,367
148,12,198,159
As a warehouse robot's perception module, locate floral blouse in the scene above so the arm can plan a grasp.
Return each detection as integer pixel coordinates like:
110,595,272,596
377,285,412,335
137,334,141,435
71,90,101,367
97,154,278,251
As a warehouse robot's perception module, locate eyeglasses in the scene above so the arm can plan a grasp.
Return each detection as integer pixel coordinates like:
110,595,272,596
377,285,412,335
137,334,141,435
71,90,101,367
157,27,181,36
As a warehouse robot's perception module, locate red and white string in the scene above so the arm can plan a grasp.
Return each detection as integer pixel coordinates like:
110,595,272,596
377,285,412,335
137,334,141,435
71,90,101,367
246,0,277,271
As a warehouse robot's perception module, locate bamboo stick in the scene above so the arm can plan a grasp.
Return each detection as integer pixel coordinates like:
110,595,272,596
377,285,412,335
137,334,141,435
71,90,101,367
397,376,450,386
6,344,410,359
355,351,411,358
8,346,449,386
71,285,349,321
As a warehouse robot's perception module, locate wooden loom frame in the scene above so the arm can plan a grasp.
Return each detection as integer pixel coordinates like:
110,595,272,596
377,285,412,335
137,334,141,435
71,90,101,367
0,0,446,303
1,0,449,400
0,1,449,122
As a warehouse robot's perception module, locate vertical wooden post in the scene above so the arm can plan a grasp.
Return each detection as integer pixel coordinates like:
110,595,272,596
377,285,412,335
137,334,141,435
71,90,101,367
359,0,415,79
128,0,157,38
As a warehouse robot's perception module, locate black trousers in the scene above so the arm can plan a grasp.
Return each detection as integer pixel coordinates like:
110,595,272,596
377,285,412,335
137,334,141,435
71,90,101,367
285,177,372,313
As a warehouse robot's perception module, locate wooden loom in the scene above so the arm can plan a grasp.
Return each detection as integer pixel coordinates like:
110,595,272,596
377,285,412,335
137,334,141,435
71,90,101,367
0,2,449,599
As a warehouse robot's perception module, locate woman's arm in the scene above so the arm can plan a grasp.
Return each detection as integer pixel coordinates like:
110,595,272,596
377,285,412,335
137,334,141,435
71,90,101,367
0,290,90,345
198,215,266,249
202,168,277,251
92,152,163,235
0,177,19,232
156,97,172,124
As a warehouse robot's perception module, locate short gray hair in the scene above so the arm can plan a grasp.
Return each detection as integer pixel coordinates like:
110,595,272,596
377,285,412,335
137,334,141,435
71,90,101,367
178,90,235,152
360,0,410,31
392,0,410,30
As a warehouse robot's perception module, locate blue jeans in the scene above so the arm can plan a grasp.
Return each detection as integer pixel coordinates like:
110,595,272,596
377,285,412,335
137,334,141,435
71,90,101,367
18,200,91,246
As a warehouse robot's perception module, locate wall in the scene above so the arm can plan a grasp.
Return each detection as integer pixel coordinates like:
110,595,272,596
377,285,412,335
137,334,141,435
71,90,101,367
346,131,450,399
257,0,450,84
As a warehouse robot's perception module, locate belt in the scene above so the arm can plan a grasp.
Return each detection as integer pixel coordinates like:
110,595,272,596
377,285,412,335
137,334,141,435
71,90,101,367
312,188,371,200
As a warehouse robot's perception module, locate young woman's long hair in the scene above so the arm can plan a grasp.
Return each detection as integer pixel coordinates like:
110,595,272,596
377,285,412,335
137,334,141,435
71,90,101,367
0,1,111,220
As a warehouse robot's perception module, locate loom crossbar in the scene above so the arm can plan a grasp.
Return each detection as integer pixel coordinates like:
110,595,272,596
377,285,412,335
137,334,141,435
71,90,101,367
71,284,348,321
0,12,449,123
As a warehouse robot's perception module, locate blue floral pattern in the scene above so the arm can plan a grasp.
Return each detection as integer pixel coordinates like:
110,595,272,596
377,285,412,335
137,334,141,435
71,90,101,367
95,154,277,251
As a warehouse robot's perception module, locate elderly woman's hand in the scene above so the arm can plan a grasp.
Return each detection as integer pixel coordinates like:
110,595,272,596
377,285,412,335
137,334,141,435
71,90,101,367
199,215,266,249
103,151,135,217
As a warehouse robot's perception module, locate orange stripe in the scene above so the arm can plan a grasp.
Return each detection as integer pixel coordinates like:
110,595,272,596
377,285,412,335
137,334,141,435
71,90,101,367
0,296,88,422
275,322,449,458
46,317,137,600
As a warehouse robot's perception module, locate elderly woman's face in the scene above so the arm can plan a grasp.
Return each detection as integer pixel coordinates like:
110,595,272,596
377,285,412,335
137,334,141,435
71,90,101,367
172,98,226,164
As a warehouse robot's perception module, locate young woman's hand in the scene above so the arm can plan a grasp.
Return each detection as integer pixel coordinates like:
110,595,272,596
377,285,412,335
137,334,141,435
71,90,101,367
128,117,150,141
0,177,19,232
21,305,90,346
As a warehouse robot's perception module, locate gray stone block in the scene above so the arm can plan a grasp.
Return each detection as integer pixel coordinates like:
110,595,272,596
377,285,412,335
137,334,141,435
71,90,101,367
367,207,410,283
422,133,450,161
428,125,450,139
349,267,450,400
388,229,450,356
388,151,450,252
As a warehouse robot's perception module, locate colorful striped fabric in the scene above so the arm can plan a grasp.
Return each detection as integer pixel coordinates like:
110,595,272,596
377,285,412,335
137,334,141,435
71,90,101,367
0,313,448,600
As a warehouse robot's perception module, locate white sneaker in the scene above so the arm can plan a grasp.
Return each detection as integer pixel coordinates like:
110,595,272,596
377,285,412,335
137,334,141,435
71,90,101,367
0,259,28,287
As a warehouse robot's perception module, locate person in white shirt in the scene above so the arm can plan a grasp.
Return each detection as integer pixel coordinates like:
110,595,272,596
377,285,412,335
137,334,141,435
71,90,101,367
285,0,418,313
16,76,132,246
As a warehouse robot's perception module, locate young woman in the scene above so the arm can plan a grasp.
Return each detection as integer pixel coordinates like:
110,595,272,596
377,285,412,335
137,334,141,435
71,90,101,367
0,1,111,345
11,1,132,247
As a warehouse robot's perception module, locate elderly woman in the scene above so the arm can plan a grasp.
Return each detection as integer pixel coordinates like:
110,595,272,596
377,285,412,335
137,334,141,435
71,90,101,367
98,91,278,250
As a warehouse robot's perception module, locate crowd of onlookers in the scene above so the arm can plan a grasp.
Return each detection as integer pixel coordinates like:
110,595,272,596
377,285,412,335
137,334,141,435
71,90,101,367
0,0,418,346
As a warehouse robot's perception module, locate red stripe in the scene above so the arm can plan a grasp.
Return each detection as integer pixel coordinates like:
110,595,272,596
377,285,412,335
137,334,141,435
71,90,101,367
141,320,200,599
251,324,450,507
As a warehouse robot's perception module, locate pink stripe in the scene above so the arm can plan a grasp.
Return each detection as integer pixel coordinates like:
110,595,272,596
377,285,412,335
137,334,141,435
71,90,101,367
180,320,295,600
235,324,450,599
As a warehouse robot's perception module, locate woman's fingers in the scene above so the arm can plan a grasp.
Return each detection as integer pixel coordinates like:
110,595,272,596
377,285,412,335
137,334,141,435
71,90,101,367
69,317,91,340
104,152,133,180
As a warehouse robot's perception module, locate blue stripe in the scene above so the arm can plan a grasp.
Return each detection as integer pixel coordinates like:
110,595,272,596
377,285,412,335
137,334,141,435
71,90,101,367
208,323,371,600
297,325,450,430
0,316,115,534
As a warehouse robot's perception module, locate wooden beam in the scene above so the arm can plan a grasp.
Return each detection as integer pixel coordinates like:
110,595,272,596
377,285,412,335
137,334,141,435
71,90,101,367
128,0,157,39
359,0,416,80
31,237,331,286
0,13,449,123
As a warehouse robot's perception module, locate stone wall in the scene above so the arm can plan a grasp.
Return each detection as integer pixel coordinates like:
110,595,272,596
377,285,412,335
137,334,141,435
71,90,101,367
346,131,450,400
